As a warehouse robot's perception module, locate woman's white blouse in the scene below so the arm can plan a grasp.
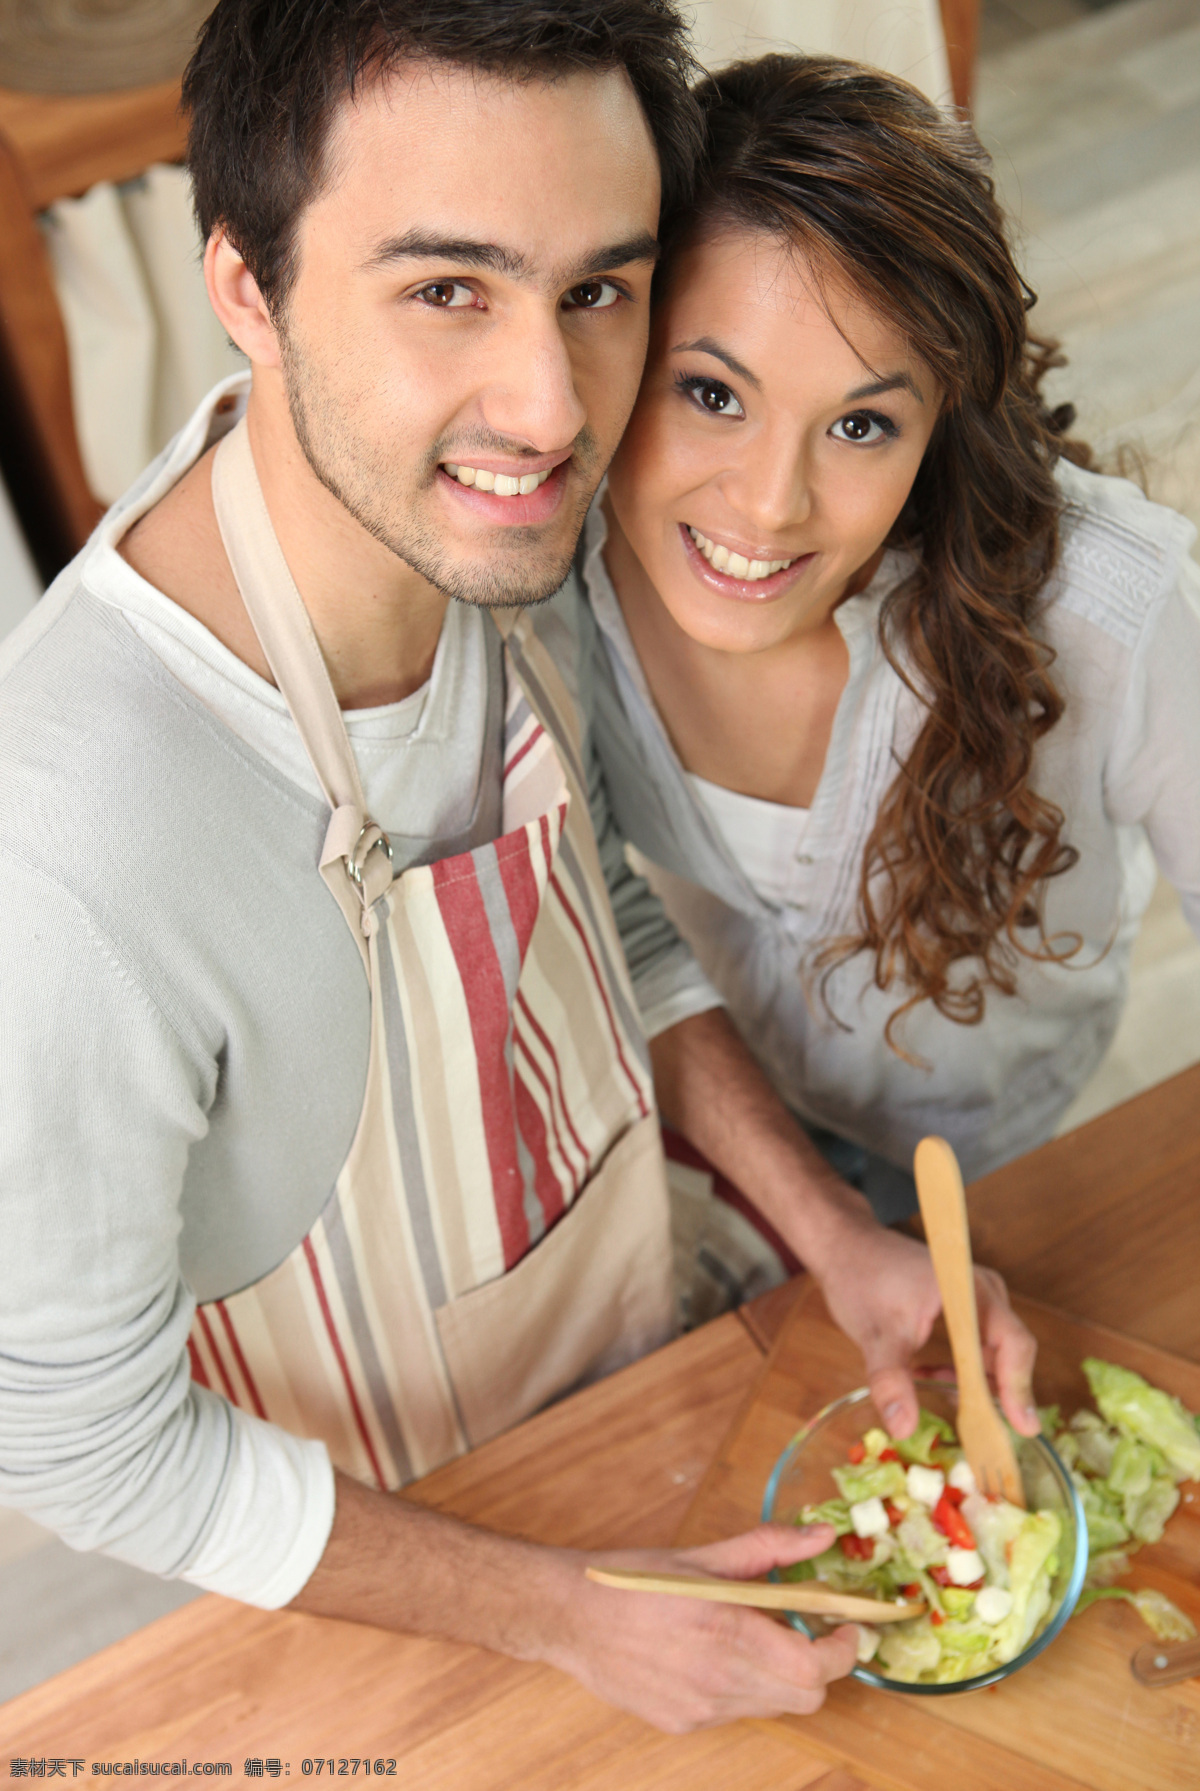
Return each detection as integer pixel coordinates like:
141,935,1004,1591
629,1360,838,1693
583,461,1200,1182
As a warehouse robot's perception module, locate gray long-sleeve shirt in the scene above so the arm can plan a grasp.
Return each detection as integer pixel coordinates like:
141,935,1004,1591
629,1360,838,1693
0,380,718,1606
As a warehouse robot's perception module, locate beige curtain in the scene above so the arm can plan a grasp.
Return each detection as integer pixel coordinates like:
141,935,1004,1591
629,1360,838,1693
39,163,246,506
688,0,951,103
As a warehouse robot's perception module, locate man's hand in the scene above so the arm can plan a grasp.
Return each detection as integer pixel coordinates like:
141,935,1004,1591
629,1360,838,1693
813,1210,1040,1440
548,1524,859,1732
292,1479,857,1732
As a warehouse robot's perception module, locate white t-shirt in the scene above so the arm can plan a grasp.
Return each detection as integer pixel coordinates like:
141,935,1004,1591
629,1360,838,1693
108,381,491,854
687,774,809,908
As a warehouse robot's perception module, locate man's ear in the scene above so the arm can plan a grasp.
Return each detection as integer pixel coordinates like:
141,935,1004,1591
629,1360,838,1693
204,229,282,367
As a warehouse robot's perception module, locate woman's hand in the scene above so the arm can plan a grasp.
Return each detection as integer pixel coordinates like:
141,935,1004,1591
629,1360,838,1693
544,1524,859,1732
814,1215,1040,1440
646,1009,1039,1442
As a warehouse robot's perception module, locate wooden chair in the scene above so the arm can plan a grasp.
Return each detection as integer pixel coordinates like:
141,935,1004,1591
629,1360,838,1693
0,81,186,567
940,0,980,114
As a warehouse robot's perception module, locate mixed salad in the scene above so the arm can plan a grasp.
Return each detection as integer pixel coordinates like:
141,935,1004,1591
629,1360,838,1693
784,1357,1199,1686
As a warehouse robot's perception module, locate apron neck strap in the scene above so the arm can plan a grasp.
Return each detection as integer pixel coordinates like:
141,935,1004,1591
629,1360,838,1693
211,418,392,934
211,418,366,820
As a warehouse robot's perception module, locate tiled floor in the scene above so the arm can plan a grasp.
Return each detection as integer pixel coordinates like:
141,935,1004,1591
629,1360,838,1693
0,1513,197,1701
1,0,1197,1711
973,0,1200,1131
982,0,1152,59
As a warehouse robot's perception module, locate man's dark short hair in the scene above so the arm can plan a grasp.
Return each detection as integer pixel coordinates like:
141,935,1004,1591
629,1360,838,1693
183,0,702,313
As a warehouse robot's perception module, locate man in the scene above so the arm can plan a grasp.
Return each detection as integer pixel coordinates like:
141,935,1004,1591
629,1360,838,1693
0,0,1036,1732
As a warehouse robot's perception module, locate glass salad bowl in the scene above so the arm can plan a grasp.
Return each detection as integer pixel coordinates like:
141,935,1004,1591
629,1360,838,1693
761,1379,1088,1695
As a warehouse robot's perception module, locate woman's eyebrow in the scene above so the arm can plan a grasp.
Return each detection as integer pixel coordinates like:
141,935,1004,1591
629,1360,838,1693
671,337,761,390
844,373,924,403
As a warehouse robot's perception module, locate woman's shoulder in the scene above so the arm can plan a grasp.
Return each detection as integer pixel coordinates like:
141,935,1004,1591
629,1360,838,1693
1048,458,1197,649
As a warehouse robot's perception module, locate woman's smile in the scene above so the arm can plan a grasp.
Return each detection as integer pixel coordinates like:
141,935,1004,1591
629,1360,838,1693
680,522,817,601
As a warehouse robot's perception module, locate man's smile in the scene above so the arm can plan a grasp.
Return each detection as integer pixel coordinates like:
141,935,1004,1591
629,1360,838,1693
436,455,571,526
444,462,554,496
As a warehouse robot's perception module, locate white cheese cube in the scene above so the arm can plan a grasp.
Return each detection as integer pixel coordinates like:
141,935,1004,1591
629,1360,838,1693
849,1496,890,1539
854,1623,881,1663
946,1546,986,1585
905,1463,945,1507
973,1585,1014,1624
948,1460,977,1496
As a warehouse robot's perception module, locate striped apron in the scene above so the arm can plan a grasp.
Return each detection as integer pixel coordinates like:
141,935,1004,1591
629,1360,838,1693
187,420,675,1489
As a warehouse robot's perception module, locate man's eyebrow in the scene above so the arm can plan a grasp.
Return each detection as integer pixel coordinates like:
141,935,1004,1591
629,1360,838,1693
363,230,661,282
562,233,661,281
363,232,529,275
671,337,761,390
844,373,925,403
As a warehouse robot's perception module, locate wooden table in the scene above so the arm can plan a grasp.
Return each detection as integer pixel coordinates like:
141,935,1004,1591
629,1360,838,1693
3,1064,1198,1788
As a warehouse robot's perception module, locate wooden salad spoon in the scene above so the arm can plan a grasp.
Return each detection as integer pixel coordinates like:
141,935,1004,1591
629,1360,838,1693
584,1566,925,1623
913,1135,1026,1508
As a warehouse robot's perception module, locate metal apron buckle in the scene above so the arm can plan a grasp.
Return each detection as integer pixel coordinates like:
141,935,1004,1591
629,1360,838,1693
346,823,394,892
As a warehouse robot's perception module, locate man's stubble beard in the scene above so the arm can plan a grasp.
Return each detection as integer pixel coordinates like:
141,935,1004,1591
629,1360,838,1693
279,327,601,610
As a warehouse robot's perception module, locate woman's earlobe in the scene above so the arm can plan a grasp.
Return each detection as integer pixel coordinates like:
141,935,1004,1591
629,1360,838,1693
203,230,282,368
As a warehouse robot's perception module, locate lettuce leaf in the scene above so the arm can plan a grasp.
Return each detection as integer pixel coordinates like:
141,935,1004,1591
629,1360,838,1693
832,1459,906,1504
1084,1547,1131,1589
798,1499,853,1537
892,1407,956,1466
1070,1409,1120,1477
961,1489,1026,1588
991,1509,1061,1663
894,1504,948,1570
1107,1435,1160,1498
1078,1478,1130,1553
1123,1476,1180,1545
877,1623,942,1681
1083,1359,1200,1483
1076,1586,1196,1642
937,1620,994,1656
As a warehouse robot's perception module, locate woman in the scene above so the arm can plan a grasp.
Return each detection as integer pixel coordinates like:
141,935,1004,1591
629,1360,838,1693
586,54,1200,1246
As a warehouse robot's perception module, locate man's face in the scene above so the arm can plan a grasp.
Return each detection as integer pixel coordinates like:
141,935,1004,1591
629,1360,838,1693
271,61,661,607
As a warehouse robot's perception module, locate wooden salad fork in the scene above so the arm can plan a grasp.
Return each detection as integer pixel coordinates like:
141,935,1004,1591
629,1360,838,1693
913,1135,1026,1508
584,1566,925,1623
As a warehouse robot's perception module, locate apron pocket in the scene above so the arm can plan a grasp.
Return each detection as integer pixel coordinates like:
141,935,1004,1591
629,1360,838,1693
434,1112,675,1448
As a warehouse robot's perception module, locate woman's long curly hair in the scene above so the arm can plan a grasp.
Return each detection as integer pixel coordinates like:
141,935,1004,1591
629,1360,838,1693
673,53,1087,1051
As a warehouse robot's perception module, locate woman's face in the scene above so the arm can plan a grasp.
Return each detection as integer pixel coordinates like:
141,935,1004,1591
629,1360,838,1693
606,227,942,654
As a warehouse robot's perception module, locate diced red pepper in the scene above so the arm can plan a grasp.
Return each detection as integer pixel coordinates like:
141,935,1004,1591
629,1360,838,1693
932,1491,976,1550
943,1484,965,1506
929,1564,952,1587
879,1447,901,1463
901,1583,922,1599
884,1500,904,1528
930,1609,945,1626
963,1578,985,1592
838,1532,875,1560
847,1442,866,1464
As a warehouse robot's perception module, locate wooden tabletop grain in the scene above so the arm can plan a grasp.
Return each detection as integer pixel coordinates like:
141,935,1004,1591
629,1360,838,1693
2,1063,1197,1789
